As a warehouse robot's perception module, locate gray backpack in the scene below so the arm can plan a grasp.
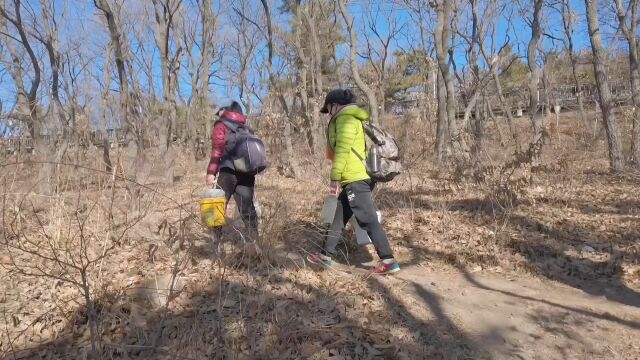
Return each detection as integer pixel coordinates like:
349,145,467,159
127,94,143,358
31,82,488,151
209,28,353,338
353,122,402,182
220,120,267,175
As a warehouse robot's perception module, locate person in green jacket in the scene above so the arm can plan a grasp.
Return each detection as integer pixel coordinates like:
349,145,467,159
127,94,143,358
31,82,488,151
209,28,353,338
307,89,400,275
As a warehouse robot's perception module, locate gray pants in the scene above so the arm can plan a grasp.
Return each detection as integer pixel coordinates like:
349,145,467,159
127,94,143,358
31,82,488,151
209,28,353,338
323,180,394,259
217,168,258,241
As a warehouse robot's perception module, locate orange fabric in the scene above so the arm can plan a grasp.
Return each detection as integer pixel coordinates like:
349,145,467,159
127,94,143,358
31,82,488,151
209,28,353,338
326,146,335,161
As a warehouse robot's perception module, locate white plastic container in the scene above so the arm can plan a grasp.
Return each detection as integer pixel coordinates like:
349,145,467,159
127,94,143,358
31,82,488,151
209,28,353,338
350,211,382,245
320,194,338,224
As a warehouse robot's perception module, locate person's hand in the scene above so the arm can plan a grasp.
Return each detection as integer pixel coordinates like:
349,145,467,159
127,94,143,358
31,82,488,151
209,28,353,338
329,180,340,195
206,174,217,187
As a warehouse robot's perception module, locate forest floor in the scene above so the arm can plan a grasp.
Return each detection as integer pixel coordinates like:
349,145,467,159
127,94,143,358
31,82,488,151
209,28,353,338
1,113,639,359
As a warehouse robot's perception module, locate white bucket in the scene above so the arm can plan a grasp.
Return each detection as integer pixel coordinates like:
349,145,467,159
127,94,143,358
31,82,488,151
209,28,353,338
350,211,382,245
320,195,338,225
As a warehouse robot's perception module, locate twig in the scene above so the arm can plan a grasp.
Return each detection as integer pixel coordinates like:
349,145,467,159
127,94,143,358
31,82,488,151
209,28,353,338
1,288,17,360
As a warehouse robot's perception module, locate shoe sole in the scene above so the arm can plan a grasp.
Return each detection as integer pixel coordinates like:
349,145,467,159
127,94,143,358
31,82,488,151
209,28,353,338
306,256,332,268
373,267,400,275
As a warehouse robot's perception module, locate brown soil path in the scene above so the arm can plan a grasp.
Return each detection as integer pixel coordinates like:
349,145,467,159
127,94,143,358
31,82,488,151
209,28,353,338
389,266,640,359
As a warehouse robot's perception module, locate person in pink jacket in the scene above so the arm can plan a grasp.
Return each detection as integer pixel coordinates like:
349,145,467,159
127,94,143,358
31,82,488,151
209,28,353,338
206,101,259,247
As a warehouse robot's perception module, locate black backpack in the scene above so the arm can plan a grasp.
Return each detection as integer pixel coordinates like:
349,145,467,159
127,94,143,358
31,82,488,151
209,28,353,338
220,119,267,175
352,122,402,182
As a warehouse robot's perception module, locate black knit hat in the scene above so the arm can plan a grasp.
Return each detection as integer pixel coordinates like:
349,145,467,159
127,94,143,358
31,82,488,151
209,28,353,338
320,88,356,113
216,101,244,117
227,101,243,114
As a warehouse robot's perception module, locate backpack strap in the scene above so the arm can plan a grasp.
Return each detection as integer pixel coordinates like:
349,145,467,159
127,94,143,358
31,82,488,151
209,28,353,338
220,119,241,132
220,119,255,135
362,123,385,146
351,147,365,161
351,120,367,162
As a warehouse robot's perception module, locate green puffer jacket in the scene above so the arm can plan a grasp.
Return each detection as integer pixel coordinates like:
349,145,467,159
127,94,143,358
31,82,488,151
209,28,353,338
327,105,370,185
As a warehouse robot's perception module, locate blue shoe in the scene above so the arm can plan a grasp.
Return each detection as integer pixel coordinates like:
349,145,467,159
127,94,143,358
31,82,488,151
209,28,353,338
307,253,333,267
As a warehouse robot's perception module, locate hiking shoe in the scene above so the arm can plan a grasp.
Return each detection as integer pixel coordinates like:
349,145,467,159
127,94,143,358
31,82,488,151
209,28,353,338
371,259,400,275
307,253,333,267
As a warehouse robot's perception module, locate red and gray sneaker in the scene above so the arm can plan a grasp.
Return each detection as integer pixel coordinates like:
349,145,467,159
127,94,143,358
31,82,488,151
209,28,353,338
371,259,400,275
306,253,333,268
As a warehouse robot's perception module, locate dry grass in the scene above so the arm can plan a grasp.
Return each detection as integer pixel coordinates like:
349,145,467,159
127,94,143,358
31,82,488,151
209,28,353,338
0,111,639,359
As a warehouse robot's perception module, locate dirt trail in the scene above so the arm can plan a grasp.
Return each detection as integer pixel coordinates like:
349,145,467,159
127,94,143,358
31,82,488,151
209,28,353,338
389,266,640,359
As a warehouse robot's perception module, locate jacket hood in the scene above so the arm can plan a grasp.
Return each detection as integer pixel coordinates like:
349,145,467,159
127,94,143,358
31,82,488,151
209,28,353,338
335,105,369,122
220,110,247,124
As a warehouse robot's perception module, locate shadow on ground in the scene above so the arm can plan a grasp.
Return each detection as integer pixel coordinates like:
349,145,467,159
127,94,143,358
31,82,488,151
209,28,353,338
5,249,483,359
445,196,640,308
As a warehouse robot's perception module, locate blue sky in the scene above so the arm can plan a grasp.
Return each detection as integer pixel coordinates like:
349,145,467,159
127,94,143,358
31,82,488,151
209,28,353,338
0,0,619,133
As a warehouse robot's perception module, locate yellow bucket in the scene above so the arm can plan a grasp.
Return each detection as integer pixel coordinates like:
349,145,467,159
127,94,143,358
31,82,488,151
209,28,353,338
200,188,226,228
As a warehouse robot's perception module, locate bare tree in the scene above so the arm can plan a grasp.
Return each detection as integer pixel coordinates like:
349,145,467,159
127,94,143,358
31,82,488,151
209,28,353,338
259,0,299,177
360,3,406,114
94,0,151,210
458,0,497,159
403,0,438,130
180,0,223,159
94,0,130,138
30,0,74,194
291,2,319,154
585,0,625,172
0,1,40,138
0,1,68,195
431,0,467,160
98,45,115,173
128,9,157,101
435,24,448,160
482,45,521,151
558,0,590,136
302,2,327,155
614,0,640,167
337,0,379,124
527,0,544,143
93,3,121,176
151,0,183,185
229,0,260,114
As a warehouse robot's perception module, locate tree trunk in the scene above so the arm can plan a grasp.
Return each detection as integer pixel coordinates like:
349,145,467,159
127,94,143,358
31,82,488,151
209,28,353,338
97,49,113,178
629,51,640,167
472,94,485,162
436,71,449,161
38,0,71,194
492,69,520,151
94,0,147,210
614,0,640,167
561,0,589,136
540,53,552,119
303,8,326,157
485,91,506,147
0,0,46,193
585,0,625,173
260,0,298,177
151,0,180,185
337,0,379,124
292,7,318,154
528,0,544,142
463,0,481,137
94,0,130,137
433,0,466,159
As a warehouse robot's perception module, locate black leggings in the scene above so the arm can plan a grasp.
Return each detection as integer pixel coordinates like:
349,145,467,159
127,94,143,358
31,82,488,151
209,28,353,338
217,169,258,240
323,180,393,259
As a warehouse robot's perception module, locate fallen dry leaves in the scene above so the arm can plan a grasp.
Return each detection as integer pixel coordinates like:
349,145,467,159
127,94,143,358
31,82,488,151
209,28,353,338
1,123,639,359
